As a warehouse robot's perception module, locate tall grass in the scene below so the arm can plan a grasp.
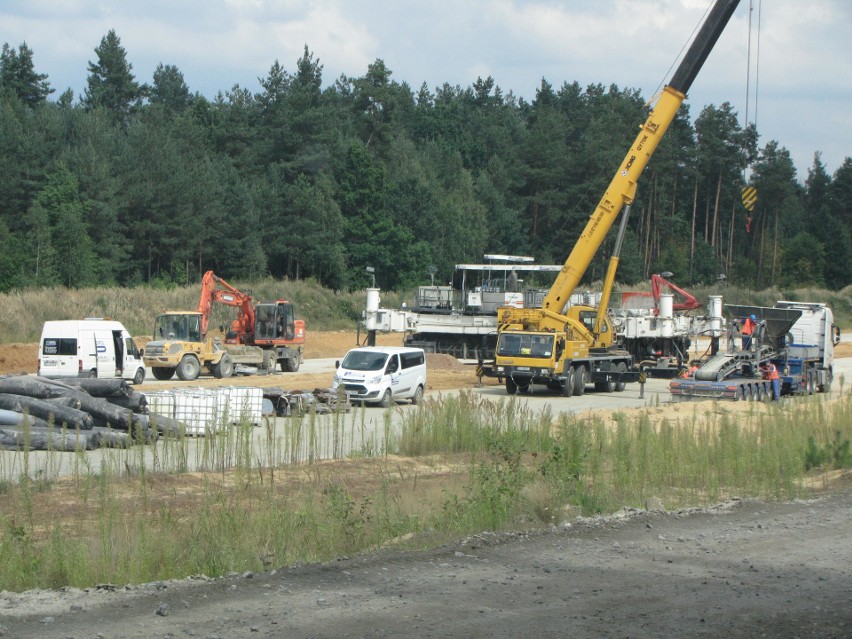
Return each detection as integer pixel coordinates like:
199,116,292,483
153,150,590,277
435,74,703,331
0,280,846,344
0,278,405,343
1,388,850,592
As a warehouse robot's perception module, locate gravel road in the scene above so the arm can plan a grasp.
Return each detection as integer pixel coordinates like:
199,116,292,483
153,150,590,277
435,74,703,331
2,488,850,639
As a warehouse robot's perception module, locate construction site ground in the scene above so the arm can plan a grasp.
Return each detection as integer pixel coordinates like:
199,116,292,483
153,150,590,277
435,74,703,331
1,334,850,637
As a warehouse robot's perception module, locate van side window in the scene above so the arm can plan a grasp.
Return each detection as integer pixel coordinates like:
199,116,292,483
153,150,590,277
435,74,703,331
400,351,425,369
43,338,77,355
386,355,399,374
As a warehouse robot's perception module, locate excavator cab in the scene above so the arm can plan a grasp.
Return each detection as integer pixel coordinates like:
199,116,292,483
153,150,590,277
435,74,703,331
254,301,303,344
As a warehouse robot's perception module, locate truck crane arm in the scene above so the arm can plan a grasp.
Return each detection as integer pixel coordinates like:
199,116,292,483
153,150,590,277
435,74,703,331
197,271,255,341
537,0,740,327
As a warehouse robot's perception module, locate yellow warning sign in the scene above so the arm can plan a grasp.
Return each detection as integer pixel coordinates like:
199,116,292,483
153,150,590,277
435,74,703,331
742,185,757,211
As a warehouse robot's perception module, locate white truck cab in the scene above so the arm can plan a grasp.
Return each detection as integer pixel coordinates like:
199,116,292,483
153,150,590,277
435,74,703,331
38,319,146,384
333,346,426,407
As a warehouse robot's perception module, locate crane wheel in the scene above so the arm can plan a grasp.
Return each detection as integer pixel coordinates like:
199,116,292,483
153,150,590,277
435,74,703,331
572,365,587,396
614,362,627,392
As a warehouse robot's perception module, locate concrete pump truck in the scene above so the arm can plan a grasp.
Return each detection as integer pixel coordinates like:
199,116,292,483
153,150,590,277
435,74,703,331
485,0,741,396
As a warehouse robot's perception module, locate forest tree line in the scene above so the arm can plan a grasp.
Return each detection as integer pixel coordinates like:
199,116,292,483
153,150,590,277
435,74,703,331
1,32,850,294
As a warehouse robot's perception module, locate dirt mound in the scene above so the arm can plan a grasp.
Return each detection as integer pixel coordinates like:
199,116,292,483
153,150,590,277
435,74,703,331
426,353,470,372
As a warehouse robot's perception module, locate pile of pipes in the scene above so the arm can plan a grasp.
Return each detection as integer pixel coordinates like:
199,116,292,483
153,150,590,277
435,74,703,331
0,375,183,452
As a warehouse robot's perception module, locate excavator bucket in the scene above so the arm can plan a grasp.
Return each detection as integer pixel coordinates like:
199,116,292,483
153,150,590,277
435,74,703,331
725,305,802,343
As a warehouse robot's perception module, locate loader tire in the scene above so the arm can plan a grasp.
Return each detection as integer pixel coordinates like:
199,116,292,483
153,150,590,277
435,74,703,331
213,354,233,379
176,355,201,381
152,367,175,381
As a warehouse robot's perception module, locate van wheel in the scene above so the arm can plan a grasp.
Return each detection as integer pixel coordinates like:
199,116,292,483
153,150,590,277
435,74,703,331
411,385,424,405
213,354,233,379
87,369,98,379
152,367,175,381
378,388,393,408
133,367,145,385
176,355,201,381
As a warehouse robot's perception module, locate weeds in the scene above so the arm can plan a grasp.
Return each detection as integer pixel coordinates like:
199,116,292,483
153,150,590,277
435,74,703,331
0,387,850,592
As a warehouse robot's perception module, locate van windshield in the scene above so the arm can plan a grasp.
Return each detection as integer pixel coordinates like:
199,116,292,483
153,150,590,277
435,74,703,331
341,351,389,371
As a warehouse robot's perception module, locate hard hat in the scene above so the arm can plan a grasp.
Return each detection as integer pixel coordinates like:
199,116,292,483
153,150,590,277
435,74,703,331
750,314,757,321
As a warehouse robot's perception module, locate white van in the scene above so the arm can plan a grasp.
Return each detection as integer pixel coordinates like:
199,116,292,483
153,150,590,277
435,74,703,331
38,319,146,384
333,346,427,407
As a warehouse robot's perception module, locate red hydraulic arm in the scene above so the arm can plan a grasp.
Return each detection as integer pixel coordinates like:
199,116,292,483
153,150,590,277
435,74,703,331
197,271,256,341
651,273,701,314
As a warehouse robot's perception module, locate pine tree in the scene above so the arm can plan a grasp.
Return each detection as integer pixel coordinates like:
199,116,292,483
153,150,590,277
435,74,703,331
82,30,143,120
0,42,52,107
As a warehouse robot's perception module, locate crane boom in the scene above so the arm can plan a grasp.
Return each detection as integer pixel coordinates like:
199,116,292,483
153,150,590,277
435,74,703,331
541,0,739,320
487,0,740,398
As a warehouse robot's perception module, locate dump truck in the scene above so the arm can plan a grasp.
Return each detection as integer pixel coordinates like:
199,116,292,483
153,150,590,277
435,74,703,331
669,302,840,401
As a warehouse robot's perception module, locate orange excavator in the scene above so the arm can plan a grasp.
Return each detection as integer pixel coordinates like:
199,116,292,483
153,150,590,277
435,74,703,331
198,271,306,372
143,272,305,381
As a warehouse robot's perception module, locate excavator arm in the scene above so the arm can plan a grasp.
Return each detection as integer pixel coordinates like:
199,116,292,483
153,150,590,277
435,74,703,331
197,271,255,341
651,273,701,313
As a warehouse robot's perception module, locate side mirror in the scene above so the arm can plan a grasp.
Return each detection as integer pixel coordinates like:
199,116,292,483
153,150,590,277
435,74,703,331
335,360,340,369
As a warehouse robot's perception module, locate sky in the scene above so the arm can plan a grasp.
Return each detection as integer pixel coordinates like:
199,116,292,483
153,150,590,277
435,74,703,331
2,0,850,180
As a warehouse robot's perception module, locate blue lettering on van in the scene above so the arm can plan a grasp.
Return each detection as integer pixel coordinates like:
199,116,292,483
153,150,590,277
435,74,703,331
96,341,107,353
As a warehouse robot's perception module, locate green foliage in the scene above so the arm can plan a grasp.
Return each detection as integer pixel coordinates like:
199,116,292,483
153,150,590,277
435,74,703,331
0,36,848,295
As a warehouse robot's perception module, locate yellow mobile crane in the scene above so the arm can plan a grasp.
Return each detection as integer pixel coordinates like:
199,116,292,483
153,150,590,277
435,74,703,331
486,0,740,396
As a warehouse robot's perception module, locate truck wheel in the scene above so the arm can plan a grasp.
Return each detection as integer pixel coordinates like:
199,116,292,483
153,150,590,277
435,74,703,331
561,368,575,397
152,367,175,381
506,378,518,395
807,371,816,395
133,367,145,385
213,354,233,379
378,388,393,408
281,354,301,372
736,385,747,402
411,385,424,405
176,355,201,381
615,362,627,392
263,350,278,372
572,365,587,396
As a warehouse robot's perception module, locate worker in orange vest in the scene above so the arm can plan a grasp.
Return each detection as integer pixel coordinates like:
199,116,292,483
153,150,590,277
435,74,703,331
741,314,757,350
760,362,781,400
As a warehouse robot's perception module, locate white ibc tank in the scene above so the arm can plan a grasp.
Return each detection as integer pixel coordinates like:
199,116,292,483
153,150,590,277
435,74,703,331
173,389,226,435
222,386,263,425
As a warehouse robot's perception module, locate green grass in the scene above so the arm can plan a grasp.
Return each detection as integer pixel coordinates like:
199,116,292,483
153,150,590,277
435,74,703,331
0,388,850,592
